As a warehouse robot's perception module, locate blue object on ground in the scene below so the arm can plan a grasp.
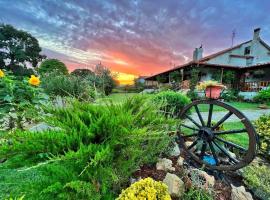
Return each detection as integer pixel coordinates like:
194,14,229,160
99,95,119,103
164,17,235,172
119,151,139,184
203,155,217,165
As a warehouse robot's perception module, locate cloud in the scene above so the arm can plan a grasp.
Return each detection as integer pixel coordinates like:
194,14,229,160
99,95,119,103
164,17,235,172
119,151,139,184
0,0,270,76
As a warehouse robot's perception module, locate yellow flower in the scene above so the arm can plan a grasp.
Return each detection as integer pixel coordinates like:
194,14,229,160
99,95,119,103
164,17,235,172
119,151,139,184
0,69,4,78
29,75,41,86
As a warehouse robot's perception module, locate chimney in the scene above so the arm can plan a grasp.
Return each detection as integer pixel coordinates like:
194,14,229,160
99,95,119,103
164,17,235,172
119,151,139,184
253,28,261,41
193,46,203,61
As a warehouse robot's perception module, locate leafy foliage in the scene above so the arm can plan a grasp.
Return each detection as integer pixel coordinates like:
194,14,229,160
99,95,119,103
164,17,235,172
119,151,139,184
156,75,167,84
117,177,171,200
134,78,145,92
94,63,116,95
190,68,200,91
183,187,213,200
0,71,48,130
254,87,270,103
221,89,238,102
222,70,236,85
254,114,270,157
0,96,177,199
0,24,45,70
153,91,191,117
38,59,68,75
70,68,94,78
41,74,95,101
243,163,270,200
169,71,181,82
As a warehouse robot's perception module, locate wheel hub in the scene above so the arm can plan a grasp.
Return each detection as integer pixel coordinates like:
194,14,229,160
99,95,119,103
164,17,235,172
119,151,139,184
198,127,214,141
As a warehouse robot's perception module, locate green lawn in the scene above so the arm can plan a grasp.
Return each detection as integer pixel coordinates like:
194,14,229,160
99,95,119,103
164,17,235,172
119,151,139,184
181,121,249,148
98,93,265,111
193,101,265,112
95,93,139,104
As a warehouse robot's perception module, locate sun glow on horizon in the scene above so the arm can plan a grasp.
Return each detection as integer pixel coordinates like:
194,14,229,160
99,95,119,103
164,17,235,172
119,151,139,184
114,72,137,85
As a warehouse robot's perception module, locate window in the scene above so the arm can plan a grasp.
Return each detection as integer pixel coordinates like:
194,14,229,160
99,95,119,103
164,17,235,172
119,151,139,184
244,46,251,55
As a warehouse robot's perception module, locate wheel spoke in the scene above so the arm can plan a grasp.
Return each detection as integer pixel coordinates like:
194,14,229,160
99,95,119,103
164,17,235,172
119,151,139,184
200,142,207,158
212,140,239,164
180,124,199,131
187,138,200,150
194,105,205,126
215,136,247,152
214,128,247,136
212,111,233,130
209,141,219,165
184,114,201,128
207,104,213,127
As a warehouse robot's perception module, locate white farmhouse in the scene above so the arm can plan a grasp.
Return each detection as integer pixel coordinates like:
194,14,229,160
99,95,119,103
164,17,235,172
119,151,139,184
145,28,270,99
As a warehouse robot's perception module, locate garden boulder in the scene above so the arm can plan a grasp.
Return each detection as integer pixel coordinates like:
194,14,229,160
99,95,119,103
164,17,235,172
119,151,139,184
156,158,175,172
169,142,181,157
163,173,185,198
231,185,253,200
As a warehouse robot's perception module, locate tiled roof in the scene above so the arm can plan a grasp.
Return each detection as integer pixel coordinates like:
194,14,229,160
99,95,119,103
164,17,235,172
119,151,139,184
145,38,270,80
198,40,252,62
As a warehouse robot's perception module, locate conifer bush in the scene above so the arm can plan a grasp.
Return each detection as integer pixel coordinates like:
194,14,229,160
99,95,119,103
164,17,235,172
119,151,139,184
0,96,178,199
153,91,191,117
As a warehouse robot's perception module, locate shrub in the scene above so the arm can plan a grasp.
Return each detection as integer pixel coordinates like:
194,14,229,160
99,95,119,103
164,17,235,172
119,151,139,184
41,75,95,101
183,187,213,200
0,96,177,199
116,177,171,200
38,59,68,75
254,114,270,157
187,90,199,100
221,89,238,102
70,69,94,78
0,70,48,130
243,163,270,200
153,91,191,117
254,87,270,103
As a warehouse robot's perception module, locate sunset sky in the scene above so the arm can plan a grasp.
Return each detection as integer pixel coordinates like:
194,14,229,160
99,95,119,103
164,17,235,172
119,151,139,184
1,0,270,84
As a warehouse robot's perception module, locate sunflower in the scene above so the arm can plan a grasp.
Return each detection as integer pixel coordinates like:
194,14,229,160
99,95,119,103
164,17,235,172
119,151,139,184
29,75,41,86
0,69,5,78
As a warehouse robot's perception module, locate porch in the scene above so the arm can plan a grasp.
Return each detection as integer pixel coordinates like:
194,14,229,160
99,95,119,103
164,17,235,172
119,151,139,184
241,81,270,92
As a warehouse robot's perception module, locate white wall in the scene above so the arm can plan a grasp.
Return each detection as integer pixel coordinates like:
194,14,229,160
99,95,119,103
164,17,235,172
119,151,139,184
205,40,270,67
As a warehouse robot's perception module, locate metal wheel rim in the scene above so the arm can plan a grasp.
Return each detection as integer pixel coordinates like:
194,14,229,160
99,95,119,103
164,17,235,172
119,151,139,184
178,99,258,171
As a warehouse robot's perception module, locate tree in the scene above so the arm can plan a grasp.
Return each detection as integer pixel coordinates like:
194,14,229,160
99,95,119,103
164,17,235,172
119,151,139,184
71,68,94,77
134,78,145,92
169,71,181,82
94,63,116,95
0,24,45,70
39,59,68,75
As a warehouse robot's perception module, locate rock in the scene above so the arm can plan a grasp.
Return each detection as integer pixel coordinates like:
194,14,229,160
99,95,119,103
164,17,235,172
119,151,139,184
169,142,181,157
156,158,175,172
177,156,184,166
129,177,139,185
190,169,215,188
185,141,196,150
28,122,61,132
163,173,185,198
231,185,253,200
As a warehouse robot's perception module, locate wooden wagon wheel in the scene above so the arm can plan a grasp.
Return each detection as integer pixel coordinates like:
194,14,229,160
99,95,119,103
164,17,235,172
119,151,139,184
178,99,258,171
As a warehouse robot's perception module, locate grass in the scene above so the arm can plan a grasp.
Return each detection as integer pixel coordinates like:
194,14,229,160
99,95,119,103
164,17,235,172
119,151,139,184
95,93,139,104
193,101,265,112
181,121,249,148
98,93,266,112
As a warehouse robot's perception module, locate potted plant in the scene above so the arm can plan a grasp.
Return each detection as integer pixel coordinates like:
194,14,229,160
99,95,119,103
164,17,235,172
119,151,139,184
196,80,226,99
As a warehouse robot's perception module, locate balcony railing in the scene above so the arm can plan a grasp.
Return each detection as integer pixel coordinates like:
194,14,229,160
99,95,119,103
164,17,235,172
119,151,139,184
241,81,270,92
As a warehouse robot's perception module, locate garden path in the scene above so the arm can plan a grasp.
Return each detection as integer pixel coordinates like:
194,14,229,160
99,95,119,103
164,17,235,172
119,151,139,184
187,108,270,125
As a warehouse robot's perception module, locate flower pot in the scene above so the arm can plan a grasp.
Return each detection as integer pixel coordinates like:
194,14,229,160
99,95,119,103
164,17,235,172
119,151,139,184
205,85,223,99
